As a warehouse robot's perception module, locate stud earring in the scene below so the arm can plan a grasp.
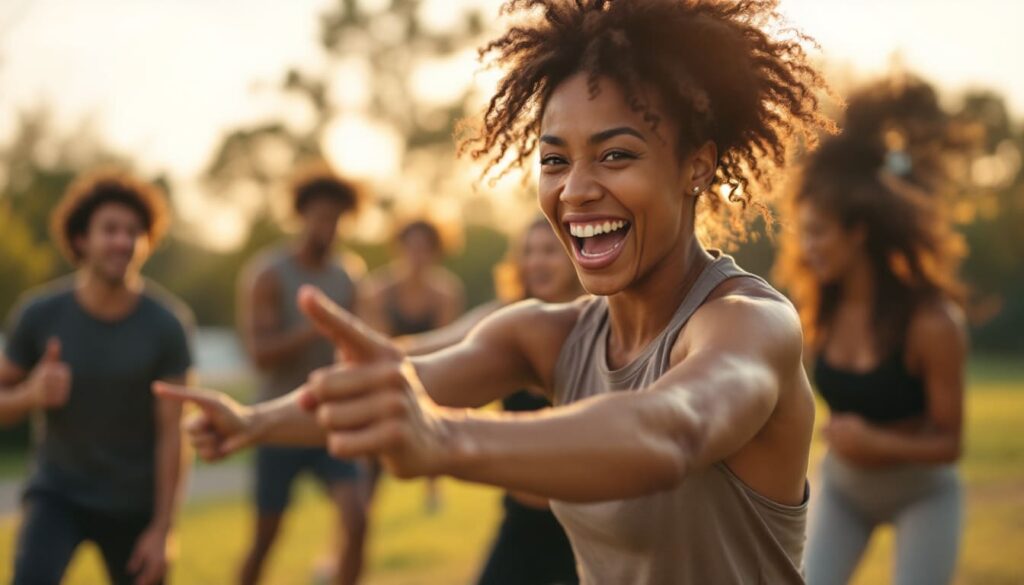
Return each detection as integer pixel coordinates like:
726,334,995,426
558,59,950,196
691,186,702,195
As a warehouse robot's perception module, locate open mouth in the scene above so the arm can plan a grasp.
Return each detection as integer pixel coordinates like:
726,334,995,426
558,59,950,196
565,219,631,269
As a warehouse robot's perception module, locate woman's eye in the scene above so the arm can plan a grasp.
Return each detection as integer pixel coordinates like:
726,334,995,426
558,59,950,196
540,155,567,167
602,150,636,162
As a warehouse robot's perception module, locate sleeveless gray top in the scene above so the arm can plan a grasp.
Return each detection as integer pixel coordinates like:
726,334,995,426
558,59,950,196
257,247,356,400
551,251,808,585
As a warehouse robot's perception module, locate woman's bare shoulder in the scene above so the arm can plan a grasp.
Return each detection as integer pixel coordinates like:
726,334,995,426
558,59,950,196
907,297,968,359
475,295,592,342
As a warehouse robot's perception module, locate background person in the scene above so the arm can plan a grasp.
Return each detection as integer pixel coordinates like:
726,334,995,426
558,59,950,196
777,77,969,585
235,164,371,585
0,169,193,585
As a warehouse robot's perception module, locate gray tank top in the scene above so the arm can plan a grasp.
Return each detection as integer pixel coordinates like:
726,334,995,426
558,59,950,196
259,247,356,400
551,251,808,584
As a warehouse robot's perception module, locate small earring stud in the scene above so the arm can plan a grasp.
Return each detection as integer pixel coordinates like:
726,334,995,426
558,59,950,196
691,186,702,195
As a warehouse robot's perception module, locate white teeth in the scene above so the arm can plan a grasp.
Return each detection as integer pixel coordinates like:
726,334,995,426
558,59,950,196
569,220,628,238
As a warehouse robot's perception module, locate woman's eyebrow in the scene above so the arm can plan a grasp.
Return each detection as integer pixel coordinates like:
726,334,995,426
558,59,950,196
589,126,646,144
539,126,646,147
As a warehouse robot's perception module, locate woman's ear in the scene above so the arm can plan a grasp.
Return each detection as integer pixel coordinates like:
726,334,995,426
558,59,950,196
685,140,717,196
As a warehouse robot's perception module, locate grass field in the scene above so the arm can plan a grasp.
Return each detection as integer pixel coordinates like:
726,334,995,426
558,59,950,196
0,358,1021,584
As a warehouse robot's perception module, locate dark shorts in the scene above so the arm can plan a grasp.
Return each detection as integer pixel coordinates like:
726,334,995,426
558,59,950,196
254,446,363,514
13,491,158,585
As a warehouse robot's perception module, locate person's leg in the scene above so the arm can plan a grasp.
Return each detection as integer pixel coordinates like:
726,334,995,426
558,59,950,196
325,481,370,585
314,453,370,585
892,469,962,585
240,447,303,585
89,508,159,585
12,493,84,585
804,474,876,585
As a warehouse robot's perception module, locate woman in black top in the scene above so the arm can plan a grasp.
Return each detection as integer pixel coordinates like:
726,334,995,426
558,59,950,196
406,217,583,585
777,77,969,585
359,219,465,511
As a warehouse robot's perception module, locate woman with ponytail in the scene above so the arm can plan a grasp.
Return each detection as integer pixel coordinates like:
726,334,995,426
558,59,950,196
777,77,968,585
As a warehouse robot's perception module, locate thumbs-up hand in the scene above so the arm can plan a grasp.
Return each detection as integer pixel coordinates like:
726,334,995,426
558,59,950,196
25,338,71,409
153,382,255,461
298,286,459,479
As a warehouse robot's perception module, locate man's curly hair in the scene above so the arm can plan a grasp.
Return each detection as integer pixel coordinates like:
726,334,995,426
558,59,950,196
50,168,170,264
290,162,362,215
459,0,834,244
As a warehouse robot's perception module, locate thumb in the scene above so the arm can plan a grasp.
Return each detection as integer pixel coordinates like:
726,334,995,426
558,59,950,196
42,338,61,363
152,382,223,414
297,285,395,362
221,432,252,455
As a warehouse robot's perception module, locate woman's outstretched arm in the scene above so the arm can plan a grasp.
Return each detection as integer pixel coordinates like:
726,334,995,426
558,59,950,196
304,286,808,503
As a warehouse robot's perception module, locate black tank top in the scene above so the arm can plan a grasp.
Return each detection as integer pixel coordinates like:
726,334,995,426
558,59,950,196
502,390,550,412
814,352,927,423
385,288,440,335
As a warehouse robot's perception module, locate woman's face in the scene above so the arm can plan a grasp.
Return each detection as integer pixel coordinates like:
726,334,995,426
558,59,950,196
796,201,865,284
538,73,710,296
399,228,441,269
519,223,579,303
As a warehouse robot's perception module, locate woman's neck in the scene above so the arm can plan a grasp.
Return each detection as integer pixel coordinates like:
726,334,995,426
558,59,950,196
839,254,876,308
394,261,431,287
605,235,712,363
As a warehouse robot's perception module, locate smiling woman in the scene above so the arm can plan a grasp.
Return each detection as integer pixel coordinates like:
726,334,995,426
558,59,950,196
159,2,833,584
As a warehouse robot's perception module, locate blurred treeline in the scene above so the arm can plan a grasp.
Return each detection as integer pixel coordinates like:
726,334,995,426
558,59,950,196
2,0,1022,353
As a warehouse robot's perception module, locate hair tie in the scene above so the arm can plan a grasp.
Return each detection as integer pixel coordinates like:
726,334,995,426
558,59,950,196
884,149,913,178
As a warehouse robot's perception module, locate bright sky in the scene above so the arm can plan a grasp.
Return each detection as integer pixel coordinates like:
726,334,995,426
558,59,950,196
2,0,1022,246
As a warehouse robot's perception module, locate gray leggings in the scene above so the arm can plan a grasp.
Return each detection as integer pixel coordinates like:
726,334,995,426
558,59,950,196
804,453,962,585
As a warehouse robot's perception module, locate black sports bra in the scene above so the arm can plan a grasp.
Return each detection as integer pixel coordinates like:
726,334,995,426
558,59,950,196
814,352,927,423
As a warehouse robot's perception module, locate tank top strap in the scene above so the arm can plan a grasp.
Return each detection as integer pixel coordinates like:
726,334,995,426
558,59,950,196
659,250,761,344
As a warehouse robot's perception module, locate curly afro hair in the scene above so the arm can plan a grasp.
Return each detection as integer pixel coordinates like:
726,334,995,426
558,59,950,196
50,168,170,264
290,162,362,215
460,0,834,244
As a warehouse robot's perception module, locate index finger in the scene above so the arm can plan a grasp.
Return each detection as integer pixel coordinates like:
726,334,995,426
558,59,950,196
297,285,394,362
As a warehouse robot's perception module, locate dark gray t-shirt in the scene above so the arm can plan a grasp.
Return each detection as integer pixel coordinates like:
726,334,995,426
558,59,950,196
4,278,193,513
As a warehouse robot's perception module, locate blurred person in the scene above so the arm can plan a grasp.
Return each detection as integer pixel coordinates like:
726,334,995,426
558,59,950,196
234,164,370,585
358,218,464,512
404,216,582,585
359,219,464,354
0,169,193,585
776,78,968,585
154,1,834,583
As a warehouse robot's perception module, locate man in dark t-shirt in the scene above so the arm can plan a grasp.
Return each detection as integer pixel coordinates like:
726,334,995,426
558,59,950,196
0,169,193,585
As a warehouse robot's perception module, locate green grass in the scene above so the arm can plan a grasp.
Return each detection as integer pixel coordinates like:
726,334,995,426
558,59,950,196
0,359,1020,584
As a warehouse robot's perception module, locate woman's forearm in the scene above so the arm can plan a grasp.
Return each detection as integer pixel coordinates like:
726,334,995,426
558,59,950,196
851,426,962,467
860,424,961,464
